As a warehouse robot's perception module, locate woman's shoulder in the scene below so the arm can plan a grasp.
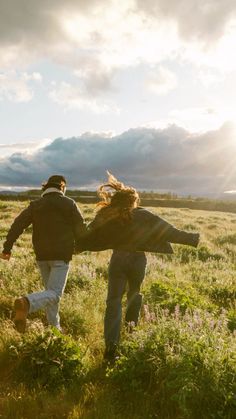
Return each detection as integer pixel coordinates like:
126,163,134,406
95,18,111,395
89,206,121,229
132,207,164,223
133,206,156,217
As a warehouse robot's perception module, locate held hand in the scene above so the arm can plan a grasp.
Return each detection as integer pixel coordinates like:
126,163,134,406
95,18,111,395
192,233,200,248
0,252,11,260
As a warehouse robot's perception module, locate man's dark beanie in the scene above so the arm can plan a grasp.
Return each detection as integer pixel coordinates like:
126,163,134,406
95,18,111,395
42,175,67,190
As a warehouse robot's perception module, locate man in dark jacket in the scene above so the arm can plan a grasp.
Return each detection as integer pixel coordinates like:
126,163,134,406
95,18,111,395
0,175,87,332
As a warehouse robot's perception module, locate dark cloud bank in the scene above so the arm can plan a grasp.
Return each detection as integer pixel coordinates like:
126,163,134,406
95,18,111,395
0,123,236,196
1,0,236,47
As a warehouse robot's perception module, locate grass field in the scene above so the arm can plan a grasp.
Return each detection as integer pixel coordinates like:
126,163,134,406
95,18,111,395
0,201,236,419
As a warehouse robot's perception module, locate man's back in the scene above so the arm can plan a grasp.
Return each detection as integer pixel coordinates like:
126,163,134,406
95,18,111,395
31,192,85,261
3,192,86,262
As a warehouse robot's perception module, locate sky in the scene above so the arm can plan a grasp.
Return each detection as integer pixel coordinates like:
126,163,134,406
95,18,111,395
0,0,236,195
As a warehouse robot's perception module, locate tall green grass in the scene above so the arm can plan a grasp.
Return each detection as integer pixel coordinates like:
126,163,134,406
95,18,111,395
0,201,235,418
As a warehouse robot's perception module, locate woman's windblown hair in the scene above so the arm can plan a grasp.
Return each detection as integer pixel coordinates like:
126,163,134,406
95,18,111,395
96,172,140,223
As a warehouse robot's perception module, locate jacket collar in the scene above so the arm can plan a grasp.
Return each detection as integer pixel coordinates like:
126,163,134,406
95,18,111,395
41,187,64,197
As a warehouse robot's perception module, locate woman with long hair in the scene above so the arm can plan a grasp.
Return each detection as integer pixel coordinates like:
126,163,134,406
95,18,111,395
78,172,199,361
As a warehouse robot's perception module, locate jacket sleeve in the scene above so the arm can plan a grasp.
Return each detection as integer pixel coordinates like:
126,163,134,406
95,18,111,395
71,202,88,240
3,205,33,253
74,216,110,252
151,214,199,247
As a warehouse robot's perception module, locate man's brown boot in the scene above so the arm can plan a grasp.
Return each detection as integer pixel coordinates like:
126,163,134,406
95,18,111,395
13,297,29,333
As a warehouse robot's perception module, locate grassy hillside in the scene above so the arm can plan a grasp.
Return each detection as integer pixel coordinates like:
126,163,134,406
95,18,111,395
0,201,235,418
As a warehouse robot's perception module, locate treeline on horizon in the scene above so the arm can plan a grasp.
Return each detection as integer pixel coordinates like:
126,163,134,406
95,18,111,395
1,189,236,214
0,189,179,199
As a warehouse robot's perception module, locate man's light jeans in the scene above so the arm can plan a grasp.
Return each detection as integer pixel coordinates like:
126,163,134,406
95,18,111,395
27,260,70,329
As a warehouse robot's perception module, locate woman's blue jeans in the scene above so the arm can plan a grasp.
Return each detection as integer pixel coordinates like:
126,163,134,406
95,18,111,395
104,250,147,346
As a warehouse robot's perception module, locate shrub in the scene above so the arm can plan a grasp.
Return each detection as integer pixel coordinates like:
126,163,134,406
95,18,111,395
207,223,217,229
60,307,87,337
227,309,236,332
216,233,236,246
144,280,213,313
0,295,12,319
177,245,224,263
182,223,196,231
108,309,236,419
209,286,236,308
7,328,85,388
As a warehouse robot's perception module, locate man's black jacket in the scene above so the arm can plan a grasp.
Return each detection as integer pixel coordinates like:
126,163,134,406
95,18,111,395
76,207,199,253
3,192,87,261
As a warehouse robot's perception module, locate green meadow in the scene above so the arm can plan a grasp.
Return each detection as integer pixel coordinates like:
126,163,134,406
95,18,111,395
0,200,235,419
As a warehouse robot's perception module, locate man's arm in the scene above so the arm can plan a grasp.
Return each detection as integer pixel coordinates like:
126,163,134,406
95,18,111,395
71,202,88,239
1,205,33,256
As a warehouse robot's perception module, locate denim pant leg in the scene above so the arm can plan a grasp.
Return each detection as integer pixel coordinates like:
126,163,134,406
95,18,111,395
37,260,51,289
125,253,147,325
27,260,70,329
104,253,127,346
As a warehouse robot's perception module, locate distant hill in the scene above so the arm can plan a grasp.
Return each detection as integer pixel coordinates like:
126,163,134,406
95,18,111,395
0,189,236,213
0,191,18,195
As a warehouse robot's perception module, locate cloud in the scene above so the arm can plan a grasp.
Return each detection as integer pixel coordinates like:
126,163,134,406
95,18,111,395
146,66,177,95
135,0,236,43
1,0,235,98
2,0,235,55
0,1,133,70
0,72,31,102
74,62,115,95
49,81,120,113
0,71,42,102
146,103,236,133
0,123,235,195
0,0,119,93
166,107,224,132
0,1,157,99
197,68,225,87
0,139,50,158
0,0,102,46
22,72,42,82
